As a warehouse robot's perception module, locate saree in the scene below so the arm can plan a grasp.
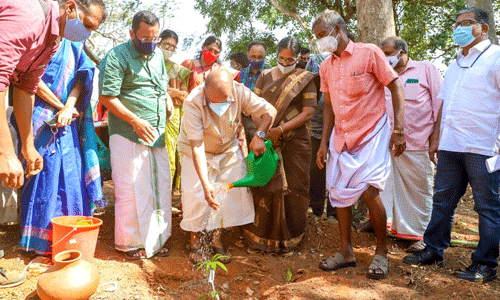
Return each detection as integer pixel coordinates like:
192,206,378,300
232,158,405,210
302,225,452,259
18,39,103,255
243,68,319,252
164,60,191,191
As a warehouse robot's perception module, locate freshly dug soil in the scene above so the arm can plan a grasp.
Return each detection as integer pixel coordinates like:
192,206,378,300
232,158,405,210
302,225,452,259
1,182,499,300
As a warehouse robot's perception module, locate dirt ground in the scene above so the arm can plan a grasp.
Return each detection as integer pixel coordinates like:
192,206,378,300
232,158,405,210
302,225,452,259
1,181,500,300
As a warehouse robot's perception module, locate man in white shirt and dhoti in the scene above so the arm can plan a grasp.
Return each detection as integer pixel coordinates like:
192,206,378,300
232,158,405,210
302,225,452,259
178,69,276,264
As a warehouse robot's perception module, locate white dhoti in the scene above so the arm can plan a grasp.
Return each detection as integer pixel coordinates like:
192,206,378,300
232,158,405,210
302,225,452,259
180,150,255,232
110,134,171,258
326,114,391,207
379,150,433,239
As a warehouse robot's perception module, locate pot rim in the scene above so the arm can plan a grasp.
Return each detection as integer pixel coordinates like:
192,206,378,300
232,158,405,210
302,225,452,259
53,250,82,264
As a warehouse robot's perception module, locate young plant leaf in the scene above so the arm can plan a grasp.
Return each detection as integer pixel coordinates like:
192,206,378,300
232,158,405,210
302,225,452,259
286,269,293,283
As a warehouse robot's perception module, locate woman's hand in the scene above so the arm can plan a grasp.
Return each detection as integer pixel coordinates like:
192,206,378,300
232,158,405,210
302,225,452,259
167,88,186,106
55,106,79,127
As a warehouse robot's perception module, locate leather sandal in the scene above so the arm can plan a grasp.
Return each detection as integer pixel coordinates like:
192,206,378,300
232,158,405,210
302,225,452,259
367,254,389,280
123,249,146,260
319,252,357,271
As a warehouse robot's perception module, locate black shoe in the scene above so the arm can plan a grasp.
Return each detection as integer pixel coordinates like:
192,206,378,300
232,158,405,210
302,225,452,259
455,262,498,284
403,247,444,266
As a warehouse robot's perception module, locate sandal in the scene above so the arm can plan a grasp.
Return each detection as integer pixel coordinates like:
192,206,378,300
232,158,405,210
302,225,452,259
406,240,426,253
123,249,146,260
0,268,27,289
213,247,232,264
319,252,356,271
189,248,206,265
367,254,389,280
156,247,169,257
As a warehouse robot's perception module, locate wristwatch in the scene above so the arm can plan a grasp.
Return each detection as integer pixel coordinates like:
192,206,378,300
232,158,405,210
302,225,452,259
393,130,405,135
255,130,266,139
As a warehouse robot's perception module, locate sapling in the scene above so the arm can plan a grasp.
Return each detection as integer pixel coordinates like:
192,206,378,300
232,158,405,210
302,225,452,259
197,254,229,300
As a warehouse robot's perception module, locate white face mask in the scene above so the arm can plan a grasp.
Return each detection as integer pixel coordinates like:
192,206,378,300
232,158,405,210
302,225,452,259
386,50,402,68
318,27,339,53
208,101,231,117
278,62,296,75
161,48,173,61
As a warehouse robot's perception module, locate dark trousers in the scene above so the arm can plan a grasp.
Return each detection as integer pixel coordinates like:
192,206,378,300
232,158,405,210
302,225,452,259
309,137,333,217
424,151,500,268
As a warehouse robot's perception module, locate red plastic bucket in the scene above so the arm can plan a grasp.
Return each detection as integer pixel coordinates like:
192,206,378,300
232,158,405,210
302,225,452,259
51,216,102,263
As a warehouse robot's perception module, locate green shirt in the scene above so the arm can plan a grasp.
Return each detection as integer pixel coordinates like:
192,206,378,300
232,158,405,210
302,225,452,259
99,40,168,148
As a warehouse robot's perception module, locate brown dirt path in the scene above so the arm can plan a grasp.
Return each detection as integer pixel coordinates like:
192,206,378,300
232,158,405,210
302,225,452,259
1,182,499,299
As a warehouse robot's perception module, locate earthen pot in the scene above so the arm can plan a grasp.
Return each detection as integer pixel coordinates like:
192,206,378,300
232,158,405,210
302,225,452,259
36,250,100,300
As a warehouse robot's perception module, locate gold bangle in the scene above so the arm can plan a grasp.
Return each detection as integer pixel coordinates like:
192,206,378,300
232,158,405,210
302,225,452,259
278,126,284,134
393,130,404,135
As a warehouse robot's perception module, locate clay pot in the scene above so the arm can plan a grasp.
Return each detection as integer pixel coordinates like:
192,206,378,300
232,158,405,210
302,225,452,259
36,250,100,300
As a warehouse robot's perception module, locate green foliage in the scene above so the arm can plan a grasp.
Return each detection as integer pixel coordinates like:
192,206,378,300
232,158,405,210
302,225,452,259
286,268,293,283
196,254,229,275
196,254,228,300
197,291,220,300
394,0,467,65
195,0,498,67
194,0,344,61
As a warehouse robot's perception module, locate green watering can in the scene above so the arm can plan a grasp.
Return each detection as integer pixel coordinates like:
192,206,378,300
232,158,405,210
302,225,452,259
228,139,279,189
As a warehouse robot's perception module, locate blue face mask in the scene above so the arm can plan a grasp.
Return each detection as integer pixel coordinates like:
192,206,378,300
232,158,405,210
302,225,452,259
249,59,265,70
208,102,231,117
64,5,91,42
134,37,157,55
453,26,477,47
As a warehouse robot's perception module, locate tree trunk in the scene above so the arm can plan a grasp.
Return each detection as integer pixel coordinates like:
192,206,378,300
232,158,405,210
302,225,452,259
467,0,499,45
269,0,322,53
356,0,396,45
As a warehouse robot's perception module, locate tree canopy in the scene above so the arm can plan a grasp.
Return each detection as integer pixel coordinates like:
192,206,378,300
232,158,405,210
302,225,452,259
195,0,499,65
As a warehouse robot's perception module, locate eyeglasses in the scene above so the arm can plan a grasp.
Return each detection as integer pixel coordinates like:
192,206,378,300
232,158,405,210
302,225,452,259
159,42,177,51
277,57,297,66
137,36,161,43
453,19,479,29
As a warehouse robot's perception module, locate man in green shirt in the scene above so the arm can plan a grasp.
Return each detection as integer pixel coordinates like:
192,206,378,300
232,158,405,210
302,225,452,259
99,11,173,260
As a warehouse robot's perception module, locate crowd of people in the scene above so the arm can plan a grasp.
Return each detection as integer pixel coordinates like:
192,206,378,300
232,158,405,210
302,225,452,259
1,0,499,286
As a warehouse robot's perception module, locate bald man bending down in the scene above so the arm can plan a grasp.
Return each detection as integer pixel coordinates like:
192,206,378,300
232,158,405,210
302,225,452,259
177,69,276,264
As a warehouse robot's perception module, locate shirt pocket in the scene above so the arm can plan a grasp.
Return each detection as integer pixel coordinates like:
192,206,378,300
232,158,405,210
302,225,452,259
404,82,421,100
342,73,372,98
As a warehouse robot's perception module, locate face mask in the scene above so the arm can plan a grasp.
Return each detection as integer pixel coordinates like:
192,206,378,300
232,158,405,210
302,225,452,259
202,49,219,64
278,62,296,75
63,5,91,42
453,26,478,47
386,50,401,68
134,37,157,55
208,102,231,117
249,59,265,70
161,48,173,61
318,27,339,53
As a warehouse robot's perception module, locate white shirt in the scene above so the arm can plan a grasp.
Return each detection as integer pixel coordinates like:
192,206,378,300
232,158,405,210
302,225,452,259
438,40,500,156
